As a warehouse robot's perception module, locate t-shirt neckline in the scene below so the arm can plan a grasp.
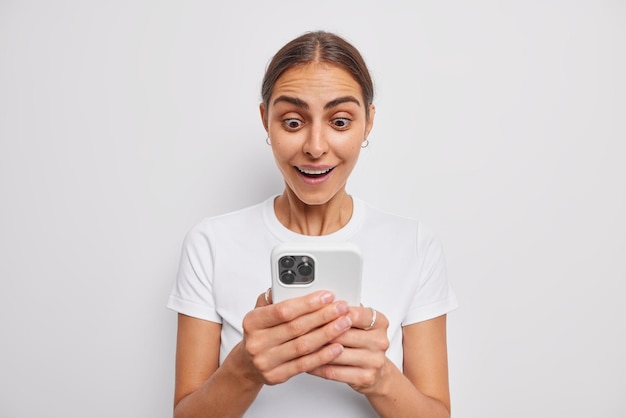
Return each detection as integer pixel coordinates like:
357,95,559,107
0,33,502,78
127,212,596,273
262,194,364,242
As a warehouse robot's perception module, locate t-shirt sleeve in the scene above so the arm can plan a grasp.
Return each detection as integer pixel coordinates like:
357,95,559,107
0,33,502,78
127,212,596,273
402,223,458,325
166,222,222,323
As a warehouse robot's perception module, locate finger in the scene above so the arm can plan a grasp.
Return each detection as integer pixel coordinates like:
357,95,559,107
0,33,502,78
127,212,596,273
308,362,380,391
261,343,345,385
348,306,388,330
269,300,350,343
247,290,336,330
247,301,350,354
330,308,390,351
255,291,268,308
333,328,378,350
258,311,353,370
255,288,273,308
320,345,385,368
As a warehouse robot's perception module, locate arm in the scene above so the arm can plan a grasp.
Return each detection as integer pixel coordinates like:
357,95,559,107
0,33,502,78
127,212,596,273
173,291,353,418
309,312,451,418
401,315,451,414
173,314,262,418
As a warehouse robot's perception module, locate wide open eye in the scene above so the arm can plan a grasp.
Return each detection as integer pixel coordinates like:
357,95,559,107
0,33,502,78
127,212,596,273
331,118,351,130
283,118,303,131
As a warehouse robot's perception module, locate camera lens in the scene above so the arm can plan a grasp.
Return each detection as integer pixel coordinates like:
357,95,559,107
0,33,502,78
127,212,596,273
280,256,295,268
297,262,313,277
280,270,295,284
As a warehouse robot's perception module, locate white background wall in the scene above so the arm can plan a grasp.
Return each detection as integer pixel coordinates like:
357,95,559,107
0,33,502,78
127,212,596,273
1,1,624,416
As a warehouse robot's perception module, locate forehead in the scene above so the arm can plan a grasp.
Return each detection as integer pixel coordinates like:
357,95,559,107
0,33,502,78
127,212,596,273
271,63,362,104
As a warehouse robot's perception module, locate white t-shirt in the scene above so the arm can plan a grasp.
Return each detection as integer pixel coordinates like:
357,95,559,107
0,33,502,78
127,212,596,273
167,195,458,417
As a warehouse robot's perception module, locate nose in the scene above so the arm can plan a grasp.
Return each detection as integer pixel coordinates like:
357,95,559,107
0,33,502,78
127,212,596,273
302,123,328,159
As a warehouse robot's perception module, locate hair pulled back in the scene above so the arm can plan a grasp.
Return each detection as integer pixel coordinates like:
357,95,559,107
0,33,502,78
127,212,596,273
261,31,374,118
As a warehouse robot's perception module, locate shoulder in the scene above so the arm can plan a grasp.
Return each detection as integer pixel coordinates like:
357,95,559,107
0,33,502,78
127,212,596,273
188,198,270,236
356,197,439,242
181,197,273,250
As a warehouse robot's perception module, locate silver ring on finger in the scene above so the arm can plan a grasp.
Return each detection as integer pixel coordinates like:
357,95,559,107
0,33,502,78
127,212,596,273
365,307,377,330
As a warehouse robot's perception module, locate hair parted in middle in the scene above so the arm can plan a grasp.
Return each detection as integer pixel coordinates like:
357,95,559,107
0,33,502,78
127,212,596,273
261,31,374,119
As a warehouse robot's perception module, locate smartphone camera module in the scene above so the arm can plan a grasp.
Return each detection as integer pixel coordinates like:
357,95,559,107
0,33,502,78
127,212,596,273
278,255,314,285
280,270,296,284
280,256,295,269
298,261,313,277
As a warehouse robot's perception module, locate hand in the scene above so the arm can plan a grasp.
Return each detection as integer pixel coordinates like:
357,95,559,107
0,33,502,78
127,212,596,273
236,290,353,386
308,306,390,394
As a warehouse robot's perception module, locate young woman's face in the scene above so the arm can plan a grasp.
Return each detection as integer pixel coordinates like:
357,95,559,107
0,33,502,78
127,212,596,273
261,63,375,206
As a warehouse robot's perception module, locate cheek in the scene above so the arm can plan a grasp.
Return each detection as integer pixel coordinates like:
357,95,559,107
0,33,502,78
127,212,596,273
340,142,361,156
271,141,296,163
271,131,306,158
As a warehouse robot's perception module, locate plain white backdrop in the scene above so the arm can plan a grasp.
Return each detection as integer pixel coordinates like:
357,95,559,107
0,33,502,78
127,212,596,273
1,1,624,416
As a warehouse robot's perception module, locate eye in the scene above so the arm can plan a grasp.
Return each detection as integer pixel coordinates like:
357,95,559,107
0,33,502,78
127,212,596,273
331,118,351,130
283,118,303,131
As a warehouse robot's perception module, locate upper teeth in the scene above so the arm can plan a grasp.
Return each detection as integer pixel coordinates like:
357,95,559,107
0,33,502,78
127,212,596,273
298,167,332,175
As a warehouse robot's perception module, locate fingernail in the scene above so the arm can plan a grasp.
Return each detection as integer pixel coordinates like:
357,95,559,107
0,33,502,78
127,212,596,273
336,316,352,331
320,292,334,304
334,302,349,315
329,344,344,356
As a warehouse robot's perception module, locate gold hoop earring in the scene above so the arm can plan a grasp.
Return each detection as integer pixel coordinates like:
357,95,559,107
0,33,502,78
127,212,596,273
361,139,369,148
266,136,271,146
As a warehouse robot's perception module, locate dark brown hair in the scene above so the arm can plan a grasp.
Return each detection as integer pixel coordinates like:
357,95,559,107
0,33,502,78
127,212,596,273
261,31,374,118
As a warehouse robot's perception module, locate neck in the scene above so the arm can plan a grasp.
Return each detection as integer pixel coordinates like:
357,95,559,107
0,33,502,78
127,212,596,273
274,188,353,236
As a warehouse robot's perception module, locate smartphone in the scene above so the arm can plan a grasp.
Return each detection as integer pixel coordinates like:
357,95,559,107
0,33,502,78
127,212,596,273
270,242,363,306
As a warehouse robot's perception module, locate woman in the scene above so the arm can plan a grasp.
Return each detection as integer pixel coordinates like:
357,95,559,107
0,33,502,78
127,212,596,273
167,31,457,417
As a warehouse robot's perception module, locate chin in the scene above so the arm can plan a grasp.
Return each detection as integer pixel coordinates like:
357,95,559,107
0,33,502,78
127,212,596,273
290,188,342,207
294,194,331,206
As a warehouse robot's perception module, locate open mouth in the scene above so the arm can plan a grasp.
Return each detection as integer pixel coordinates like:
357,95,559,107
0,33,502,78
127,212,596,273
296,166,334,178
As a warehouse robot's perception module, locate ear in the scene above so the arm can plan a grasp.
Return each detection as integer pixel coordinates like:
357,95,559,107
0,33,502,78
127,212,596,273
259,103,269,132
364,104,376,139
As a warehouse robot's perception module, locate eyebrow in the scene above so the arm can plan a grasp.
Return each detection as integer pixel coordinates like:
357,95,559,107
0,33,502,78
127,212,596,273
272,95,361,110
324,96,361,110
273,95,309,109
